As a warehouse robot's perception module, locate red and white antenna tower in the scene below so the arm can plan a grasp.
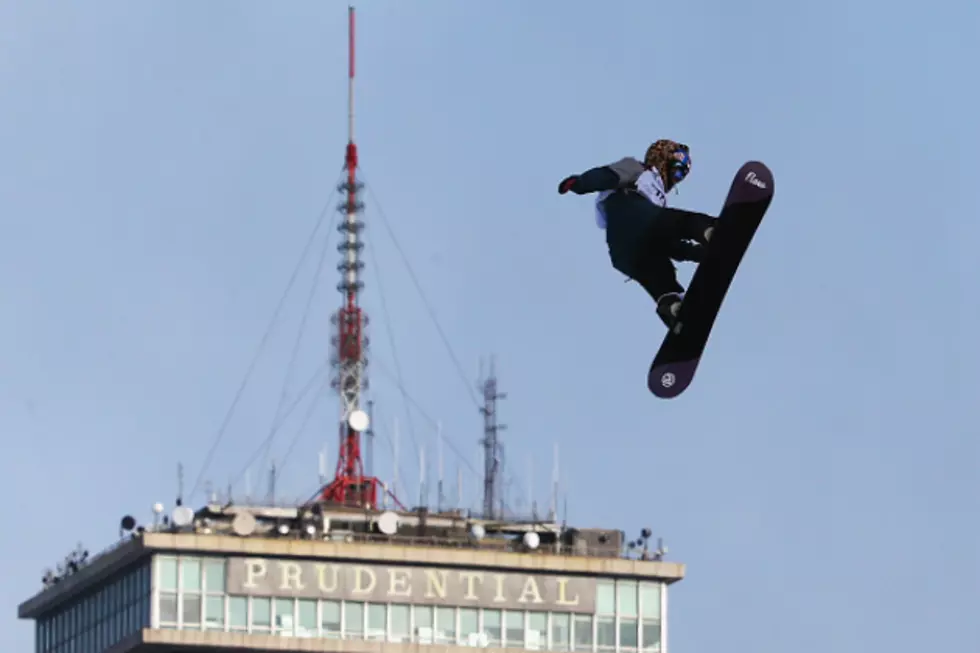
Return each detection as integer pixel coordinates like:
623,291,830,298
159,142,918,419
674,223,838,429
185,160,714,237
318,6,393,509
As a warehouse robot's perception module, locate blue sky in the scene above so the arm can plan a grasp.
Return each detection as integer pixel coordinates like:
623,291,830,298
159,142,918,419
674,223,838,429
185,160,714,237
2,1,977,651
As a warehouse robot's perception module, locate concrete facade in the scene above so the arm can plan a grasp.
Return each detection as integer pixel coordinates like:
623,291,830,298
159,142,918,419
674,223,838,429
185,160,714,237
21,532,685,653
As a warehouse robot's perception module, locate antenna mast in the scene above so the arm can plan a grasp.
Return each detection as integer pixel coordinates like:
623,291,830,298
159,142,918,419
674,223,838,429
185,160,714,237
479,357,506,519
318,6,393,510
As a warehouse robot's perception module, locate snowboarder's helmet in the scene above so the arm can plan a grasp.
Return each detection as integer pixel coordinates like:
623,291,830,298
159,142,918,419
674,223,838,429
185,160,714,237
644,139,691,188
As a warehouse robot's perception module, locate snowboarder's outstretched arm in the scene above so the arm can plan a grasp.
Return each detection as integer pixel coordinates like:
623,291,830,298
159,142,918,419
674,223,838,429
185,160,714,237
558,157,645,195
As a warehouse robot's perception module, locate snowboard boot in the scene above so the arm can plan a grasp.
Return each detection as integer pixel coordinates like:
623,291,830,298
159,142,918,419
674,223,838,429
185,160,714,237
656,292,683,329
668,240,704,262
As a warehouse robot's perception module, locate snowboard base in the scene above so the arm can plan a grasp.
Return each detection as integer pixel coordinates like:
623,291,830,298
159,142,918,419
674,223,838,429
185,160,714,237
648,161,774,399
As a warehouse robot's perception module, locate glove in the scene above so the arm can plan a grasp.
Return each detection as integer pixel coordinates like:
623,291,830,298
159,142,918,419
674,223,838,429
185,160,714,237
557,175,579,194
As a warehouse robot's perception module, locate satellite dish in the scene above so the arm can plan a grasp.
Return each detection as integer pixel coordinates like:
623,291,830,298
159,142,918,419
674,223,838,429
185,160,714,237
152,503,164,515
523,531,540,550
232,511,256,536
276,523,290,536
171,506,194,528
120,515,136,531
469,524,485,540
377,511,398,535
348,409,369,432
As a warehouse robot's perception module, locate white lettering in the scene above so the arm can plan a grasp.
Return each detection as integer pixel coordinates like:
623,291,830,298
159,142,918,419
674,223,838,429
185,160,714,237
388,568,412,598
353,566,377,595
424,569,448,599
556,578,581,606
492,574,507,603
278,562,305,591
745,171,766,189
243,559,267,589
314,564,340,593
518,577,544,604
459,571,484,600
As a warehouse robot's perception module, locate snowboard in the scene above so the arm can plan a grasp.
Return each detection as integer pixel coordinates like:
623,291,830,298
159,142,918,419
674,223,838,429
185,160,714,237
648,161,774,399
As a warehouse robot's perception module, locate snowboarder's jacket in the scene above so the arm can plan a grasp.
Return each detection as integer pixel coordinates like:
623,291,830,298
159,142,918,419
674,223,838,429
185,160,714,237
568,157,670,229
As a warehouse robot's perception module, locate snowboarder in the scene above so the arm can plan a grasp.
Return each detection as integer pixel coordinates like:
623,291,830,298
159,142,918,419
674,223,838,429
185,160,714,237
558,139,717,328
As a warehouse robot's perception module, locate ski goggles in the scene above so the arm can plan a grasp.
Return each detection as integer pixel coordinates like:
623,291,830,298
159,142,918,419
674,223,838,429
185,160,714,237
669,150,691,182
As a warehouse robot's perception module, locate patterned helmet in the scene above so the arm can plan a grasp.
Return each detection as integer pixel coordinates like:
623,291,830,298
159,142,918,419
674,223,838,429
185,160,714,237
644,139,691,189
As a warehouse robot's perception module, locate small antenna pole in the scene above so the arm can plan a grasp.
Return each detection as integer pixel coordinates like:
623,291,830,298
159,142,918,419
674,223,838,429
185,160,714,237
528,455,534,517
393,418,400,499
419,444,426,508
456,465,463,509
551,442,559,520
437,421,444,512
366,399,375,476
268,462,277,504
177,463,184,505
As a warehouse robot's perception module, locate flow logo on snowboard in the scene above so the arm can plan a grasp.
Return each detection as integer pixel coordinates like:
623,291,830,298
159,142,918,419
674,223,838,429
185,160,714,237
647,161,775,399
745,171,767,189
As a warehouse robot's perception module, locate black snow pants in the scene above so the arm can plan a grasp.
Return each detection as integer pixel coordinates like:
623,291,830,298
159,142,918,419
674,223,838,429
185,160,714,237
601,190,714,301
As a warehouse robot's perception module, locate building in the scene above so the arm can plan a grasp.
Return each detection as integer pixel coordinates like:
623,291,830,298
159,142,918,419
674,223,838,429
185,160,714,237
17,502,684,652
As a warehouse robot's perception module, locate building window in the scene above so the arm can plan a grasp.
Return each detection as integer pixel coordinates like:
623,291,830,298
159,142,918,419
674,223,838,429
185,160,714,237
321,600,341,638
639,582,661,652
573,615,593,652
228,596,247,631
483,609,502,647
619,618,638,650
436,606,455,644
157,557,178,592
551,613,570,651
415,605,433,643
274,598,294,635
344,601,364,638
297,599,317,635
618,580,638,650
505,611,524,648
204,595,224,630
181,593,201,628
252,597,271,631
527,612,547,650
641,621,661,652
159,593,178,625
182,559,202,592
597,616,615,651
597,581,616,614
204,559,225,593
459,607,479,646
390,604,410,642
367,603,386,640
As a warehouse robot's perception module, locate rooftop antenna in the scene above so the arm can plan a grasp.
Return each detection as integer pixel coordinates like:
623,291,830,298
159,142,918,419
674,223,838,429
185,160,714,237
317,6,400,510
267,462,277,504
551,442,559,521
437,421,444,512
419,443,426,508
479,356,506,519
176,462,184,506
366,399,375,476
528,455,535,517
456,465,463,510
